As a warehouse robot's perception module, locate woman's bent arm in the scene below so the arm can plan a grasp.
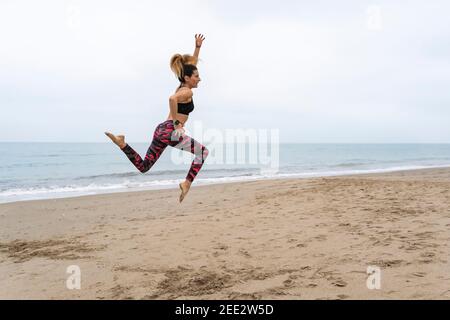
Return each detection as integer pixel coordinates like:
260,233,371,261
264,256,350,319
169,96,178,120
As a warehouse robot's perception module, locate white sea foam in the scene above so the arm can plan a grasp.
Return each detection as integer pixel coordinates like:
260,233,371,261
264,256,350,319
1,163,450,204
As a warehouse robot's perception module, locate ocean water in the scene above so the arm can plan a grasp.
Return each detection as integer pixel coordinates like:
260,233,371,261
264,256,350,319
1,142,450,204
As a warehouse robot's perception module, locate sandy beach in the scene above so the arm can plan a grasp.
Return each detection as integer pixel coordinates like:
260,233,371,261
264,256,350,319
1,167,449,300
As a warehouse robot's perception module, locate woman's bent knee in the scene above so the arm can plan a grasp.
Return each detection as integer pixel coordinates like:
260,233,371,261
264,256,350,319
139,163,151,173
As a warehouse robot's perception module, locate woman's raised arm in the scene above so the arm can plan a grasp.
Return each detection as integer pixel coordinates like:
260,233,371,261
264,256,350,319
193,34,205,64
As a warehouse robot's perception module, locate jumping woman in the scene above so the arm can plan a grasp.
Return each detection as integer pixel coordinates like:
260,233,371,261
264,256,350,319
105,34,209,203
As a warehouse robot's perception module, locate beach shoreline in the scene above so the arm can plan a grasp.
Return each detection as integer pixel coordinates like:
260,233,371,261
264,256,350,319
1,167,449,299
2,164,450,205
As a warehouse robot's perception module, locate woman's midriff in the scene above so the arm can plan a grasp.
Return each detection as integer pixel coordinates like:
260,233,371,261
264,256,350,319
166,114,189,126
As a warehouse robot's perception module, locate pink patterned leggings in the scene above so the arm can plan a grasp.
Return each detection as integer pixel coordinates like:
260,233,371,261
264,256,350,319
120,120,209,182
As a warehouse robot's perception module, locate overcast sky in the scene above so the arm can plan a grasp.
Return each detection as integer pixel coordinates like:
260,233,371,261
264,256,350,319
1,0,449,143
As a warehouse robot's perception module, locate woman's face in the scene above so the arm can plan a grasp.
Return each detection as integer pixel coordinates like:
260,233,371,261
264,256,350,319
185,70,201,88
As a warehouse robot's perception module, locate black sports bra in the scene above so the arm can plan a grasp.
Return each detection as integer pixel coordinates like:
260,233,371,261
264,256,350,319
178,98,194,115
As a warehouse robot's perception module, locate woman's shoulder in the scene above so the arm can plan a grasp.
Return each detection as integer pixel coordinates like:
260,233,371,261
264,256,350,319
174,87,194,100
175,87,193,94
172,87,193,103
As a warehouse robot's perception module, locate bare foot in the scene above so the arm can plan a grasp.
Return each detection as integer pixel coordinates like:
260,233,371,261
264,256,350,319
104,132,126,149
179,180,191,203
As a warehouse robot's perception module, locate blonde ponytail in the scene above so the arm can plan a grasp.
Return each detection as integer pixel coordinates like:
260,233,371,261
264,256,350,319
182,54,198,66
170,53,198,82
170,53,184,81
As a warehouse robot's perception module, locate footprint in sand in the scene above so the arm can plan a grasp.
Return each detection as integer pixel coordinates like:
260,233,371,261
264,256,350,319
283,279,296,288
313,234,328,241
213,244,229,251
228,292,262,300
331,279,347,287
238,248,252,258
369,259,404,268
420,251,435,258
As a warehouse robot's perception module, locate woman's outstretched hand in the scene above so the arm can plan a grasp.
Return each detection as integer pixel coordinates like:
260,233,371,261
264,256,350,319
195,34,205,47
